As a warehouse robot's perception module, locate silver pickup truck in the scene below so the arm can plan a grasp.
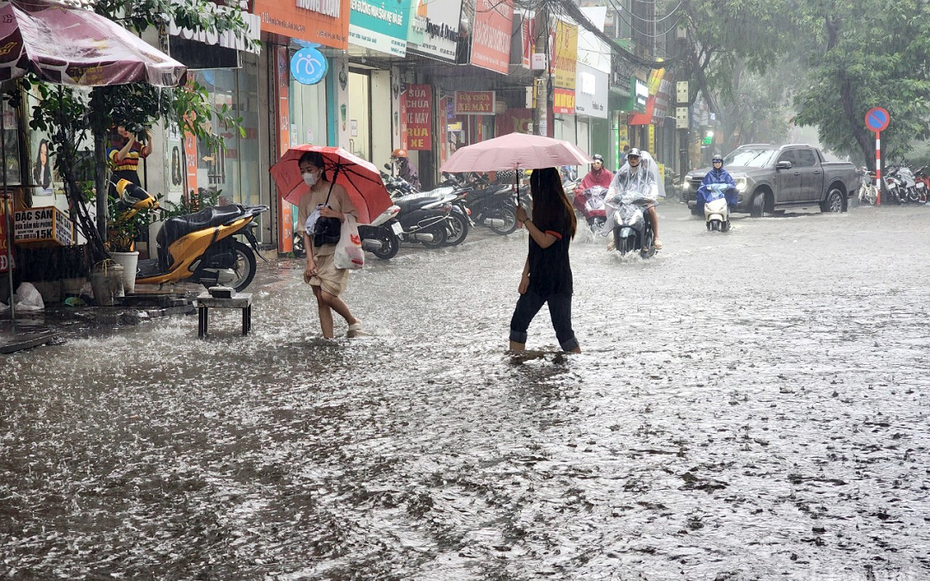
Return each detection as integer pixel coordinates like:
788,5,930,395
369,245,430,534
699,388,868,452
683,144,861,216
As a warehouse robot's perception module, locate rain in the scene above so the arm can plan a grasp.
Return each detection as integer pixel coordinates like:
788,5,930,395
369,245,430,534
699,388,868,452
3,203,929,580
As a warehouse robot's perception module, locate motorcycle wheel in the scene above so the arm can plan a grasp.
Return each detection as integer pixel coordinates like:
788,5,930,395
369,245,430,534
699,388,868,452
419,223,447,249
370,227,399,260
201,240,257,293
292,232,305,257
444,211,469,246
721,219,731,232
486,204,518,235
908,187,920,203
640,229,656,258
588,216,606,234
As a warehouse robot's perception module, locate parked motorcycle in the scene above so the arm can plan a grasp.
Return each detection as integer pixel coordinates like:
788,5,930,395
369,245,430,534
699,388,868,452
462,175,521,235
113,179,267,292
604,186,657,258
700,182,731,232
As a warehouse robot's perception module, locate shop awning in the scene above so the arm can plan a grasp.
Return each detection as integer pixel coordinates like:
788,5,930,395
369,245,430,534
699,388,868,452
628,96,655,125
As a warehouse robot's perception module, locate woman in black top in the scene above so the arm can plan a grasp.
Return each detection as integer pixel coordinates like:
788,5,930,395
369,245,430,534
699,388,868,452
510,167,581,353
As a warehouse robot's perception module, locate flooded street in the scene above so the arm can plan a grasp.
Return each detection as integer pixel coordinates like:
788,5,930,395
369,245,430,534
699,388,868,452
2,202,929,580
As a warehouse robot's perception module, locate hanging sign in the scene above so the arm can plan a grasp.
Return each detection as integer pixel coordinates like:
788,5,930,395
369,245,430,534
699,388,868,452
454,91,495,115
291,46,328,85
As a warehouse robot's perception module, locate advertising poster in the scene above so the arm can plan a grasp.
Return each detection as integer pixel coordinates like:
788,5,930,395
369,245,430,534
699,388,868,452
404,84,431,150
551,19,578,90
167,124,184,196
470,0,513,74
454,91,496,115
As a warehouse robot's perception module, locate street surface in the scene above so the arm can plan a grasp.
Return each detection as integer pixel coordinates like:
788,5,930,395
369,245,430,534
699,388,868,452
2,202,929,580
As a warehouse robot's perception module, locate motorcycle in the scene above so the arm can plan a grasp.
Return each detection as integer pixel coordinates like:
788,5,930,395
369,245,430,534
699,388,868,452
113,179,267,292
700,182,732,232
604,186,657,258
572,185,608,233
381,173,455,249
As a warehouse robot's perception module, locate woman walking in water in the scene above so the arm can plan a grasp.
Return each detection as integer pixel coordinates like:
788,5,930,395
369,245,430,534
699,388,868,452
509,167,581,353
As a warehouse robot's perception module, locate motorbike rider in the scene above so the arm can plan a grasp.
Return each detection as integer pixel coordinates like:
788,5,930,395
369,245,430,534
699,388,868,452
696,154,737,215
579,154,614,190
391,148,420,191
607,147,662,249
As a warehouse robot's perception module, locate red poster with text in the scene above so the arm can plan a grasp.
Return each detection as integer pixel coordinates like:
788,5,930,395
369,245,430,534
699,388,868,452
276,46,293,253
405,84,432,150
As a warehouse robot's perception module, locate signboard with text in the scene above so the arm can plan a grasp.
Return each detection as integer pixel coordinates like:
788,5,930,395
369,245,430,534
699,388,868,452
405,84,432,150
252,0,349,49
349,0,410,57
470,0,513,74
0,197,11,273
14,206,72,247
551,19,577,90
553,88,575,115
454,91,496,115
406,0,462,61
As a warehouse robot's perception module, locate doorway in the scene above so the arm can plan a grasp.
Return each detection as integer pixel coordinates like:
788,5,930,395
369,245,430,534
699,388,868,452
347,70,371,161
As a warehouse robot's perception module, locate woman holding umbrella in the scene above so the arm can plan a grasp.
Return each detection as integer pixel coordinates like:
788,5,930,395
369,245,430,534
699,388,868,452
296,151,363,338
509,167,581,354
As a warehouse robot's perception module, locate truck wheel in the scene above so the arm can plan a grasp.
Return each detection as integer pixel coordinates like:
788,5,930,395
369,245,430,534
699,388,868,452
750,193,766,217
821,188,845,213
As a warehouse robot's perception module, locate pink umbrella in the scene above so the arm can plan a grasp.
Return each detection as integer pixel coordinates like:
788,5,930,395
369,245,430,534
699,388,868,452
0,0,186,86
440,133,593,173
270,145,392,225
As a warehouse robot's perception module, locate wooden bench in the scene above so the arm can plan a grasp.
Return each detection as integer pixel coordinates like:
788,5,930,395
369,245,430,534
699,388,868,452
196,292,252,338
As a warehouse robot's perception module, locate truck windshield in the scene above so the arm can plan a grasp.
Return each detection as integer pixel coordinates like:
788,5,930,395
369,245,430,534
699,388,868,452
724,148,778,168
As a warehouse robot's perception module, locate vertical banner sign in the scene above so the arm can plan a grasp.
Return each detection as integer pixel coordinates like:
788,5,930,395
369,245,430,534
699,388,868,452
277,46,293,252
0,195,10,274
399,88,408,150
648,124,656,157
521,16,533,68
470,0,513,74
405,84,431,150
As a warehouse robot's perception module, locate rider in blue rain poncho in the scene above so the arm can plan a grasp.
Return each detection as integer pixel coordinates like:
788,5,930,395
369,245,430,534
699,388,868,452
696,154,738,214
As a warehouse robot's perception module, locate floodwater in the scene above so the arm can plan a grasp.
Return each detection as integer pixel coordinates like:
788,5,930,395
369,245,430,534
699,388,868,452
2,202,929,580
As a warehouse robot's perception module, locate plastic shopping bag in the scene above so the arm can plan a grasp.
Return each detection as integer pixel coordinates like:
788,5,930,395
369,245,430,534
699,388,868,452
333,215,365,270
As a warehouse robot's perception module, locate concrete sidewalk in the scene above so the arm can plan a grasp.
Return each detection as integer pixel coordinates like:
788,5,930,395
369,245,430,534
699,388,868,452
0,291,197,354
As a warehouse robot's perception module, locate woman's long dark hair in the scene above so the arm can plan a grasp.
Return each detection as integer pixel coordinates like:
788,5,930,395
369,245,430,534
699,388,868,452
530,167,576,238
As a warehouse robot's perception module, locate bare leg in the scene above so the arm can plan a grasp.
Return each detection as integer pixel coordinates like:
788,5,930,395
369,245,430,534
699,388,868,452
312,286,335,338
509,341,526,352
648,206,659,240
321,290,359,326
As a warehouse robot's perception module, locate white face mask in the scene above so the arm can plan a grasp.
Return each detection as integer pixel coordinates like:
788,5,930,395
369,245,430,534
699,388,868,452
302,171,320,187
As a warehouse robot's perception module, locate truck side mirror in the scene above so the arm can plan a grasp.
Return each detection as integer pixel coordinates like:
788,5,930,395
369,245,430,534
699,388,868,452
776,160,792,170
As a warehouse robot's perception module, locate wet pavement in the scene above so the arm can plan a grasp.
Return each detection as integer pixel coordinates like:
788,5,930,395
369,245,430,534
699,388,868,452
2,201,929,580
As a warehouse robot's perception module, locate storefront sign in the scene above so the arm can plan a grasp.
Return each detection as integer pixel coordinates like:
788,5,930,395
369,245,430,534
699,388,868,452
551,19,577,90
470,0,513,74
291,46,328,85
276,46,294,253
574,63,608,119
169,4,261,55
454,91,495,115
553,88,575,115
407,0,462,61
13,206,72,247
633,77,648,112
349,0,410,57
404,84,431,150
252,0,349,49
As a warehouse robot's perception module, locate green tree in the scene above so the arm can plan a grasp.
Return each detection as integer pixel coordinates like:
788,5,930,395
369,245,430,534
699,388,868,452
26,0,256,262
792,0,930,166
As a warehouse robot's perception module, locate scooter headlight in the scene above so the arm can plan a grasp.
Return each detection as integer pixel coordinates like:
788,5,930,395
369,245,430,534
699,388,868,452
735,178,747,192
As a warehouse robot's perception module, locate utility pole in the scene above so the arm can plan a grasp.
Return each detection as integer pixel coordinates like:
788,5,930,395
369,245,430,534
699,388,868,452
533,4,549,137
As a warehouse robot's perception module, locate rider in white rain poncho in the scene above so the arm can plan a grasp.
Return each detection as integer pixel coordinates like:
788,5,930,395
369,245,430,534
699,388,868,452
602,148,664,249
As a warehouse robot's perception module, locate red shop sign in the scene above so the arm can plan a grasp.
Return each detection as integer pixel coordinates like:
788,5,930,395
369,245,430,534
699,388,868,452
405,84,432,150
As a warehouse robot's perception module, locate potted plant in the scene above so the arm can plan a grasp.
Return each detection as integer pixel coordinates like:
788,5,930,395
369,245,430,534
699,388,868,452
107,191,153,294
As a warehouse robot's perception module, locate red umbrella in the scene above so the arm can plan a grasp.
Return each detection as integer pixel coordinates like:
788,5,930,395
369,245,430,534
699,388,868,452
440,133,593,173
0,0,186,86
270,145,392,225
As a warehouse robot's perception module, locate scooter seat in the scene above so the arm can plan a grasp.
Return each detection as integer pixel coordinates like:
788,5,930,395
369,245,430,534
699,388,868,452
393,194,446,212
157,205,245,251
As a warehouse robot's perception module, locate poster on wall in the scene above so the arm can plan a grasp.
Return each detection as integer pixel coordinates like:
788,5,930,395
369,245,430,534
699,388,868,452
470,0,513,74
404,84,431,150
167,124,184,196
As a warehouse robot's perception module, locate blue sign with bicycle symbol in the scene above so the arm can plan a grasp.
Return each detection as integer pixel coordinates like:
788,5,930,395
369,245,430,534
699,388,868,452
291,47,327,85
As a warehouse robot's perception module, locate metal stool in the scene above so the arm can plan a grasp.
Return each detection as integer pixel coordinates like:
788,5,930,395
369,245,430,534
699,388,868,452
196,292,252,338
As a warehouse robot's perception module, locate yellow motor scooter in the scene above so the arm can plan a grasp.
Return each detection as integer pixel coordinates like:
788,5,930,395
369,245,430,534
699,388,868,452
111,179,268,292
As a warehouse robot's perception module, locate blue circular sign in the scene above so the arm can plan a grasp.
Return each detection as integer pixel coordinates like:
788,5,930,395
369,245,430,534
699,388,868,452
865,107,890,132
291,47,327,85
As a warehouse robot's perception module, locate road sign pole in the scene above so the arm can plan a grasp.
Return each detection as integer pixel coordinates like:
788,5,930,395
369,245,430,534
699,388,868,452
875,132,881,206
